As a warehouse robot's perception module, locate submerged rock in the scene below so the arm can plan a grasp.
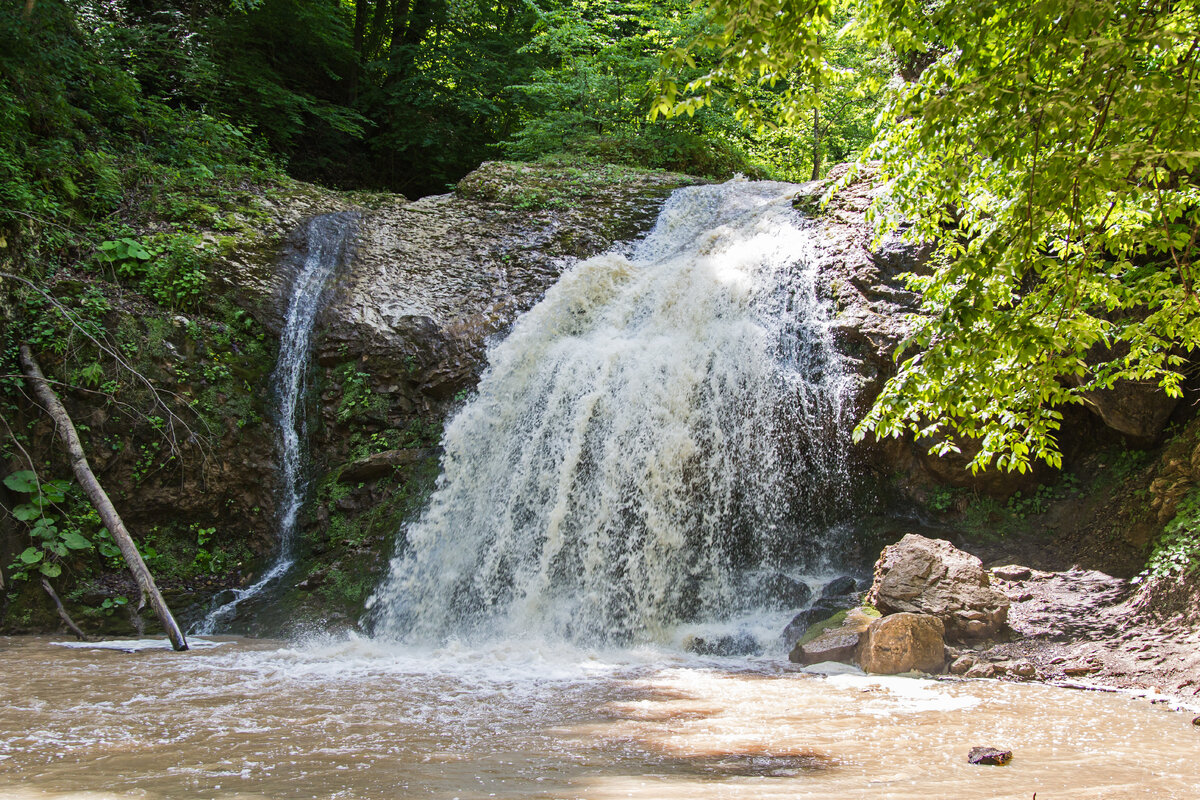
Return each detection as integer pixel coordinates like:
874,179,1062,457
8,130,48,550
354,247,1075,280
867,534,1009,641
855,612,945,674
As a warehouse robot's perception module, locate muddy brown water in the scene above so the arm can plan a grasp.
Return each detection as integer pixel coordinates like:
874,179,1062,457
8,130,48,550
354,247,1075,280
1,635,1196,799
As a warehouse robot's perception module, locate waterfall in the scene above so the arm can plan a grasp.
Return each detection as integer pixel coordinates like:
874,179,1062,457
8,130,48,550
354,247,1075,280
194,212,356,634
369,179,854,645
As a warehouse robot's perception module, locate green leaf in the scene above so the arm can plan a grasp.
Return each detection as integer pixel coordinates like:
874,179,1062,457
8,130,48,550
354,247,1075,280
18,547,43,564
3,471,38,493
39,562,62,578
13,504,41,522
61,532,93,550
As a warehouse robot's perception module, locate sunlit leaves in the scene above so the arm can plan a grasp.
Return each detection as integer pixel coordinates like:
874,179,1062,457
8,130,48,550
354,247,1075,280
671,0,1200,473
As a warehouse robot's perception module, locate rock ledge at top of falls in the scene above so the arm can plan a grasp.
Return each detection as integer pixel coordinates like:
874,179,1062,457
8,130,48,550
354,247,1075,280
318,160,706,398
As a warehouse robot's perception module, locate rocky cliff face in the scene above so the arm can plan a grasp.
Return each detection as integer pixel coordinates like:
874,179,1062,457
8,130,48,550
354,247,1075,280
805,164,1186,502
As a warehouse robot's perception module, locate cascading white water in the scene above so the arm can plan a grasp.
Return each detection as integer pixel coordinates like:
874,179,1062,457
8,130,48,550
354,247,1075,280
370,179,854,645
194,212,356,634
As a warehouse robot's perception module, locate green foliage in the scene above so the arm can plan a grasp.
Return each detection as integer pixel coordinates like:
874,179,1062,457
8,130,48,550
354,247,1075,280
853,0,1200,474
1140,488,1200,582
3,471,96,582
925,486,958,514
1104,448,1155,483
654,1,889,179
335,364,386,423
663,0,1200,474
503,1,841,180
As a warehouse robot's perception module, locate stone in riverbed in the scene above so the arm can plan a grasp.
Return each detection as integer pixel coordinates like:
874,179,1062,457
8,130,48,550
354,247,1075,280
990,564,1033,582
855,612,945,674
967,747,1013,766
788,607,878,665
782,597,857,649
1006,658,1038,678
867,534,1009,641
964,662,998,679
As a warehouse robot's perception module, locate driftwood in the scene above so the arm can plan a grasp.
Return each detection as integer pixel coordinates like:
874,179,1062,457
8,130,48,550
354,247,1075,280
18,343,188,651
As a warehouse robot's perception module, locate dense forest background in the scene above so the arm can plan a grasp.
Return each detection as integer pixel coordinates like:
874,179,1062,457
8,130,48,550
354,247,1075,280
0,0,880,207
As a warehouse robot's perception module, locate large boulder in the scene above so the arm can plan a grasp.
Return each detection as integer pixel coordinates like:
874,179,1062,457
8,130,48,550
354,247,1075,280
866,534,1009,641
855,612,945,674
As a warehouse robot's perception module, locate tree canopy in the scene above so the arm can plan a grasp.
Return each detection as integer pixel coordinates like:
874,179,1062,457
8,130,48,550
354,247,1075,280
663,0,1200,472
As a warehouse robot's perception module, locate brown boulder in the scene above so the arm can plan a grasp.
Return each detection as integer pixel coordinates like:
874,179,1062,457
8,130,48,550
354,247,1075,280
855,613,945,674
866,534,1009,641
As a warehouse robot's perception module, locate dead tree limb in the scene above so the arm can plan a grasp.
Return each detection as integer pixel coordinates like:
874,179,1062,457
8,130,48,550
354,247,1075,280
41,578,91,641
18,343,188,651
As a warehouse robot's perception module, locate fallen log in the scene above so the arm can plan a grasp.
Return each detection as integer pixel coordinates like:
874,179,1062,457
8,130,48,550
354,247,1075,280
18,343,188,651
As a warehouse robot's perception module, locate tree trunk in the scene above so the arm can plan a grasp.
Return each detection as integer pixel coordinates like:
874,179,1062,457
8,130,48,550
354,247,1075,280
811,105,822,181
18,344,188,651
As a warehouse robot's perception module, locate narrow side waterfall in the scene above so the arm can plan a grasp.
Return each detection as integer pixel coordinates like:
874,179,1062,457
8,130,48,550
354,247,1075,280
194,212,356,634
370,180,854,645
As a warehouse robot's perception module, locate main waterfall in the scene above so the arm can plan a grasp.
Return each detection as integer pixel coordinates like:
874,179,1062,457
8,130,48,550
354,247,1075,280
370,180,853,645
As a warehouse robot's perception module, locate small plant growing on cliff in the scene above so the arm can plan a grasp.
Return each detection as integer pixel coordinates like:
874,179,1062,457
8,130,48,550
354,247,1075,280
1138,488,1200,582
335,365,386,422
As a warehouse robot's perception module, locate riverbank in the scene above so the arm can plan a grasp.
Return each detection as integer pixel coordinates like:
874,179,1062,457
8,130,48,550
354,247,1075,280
941,565,1200,709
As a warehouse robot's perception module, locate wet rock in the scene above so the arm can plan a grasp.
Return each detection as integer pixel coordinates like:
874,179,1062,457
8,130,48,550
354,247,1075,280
782,597,854,649
789,608,878,666
967,747,1012,766
867,534,1009,641
754,573,813,611
820,576,858,599
792,630,863,666
855,613,945,675
1192,716,1200,726
686,632,762,657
